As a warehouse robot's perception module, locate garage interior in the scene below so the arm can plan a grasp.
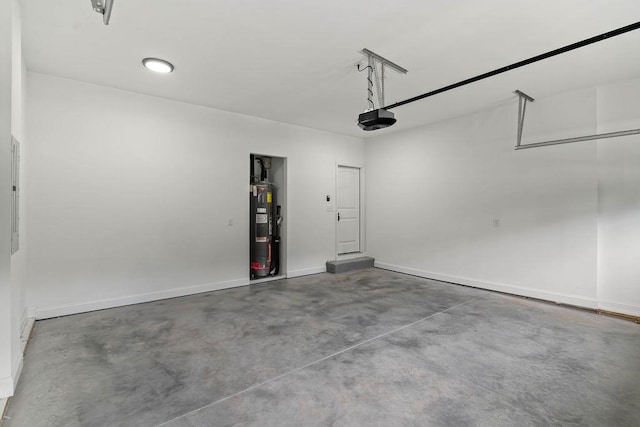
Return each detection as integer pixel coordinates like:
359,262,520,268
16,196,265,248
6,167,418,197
1,1,640,426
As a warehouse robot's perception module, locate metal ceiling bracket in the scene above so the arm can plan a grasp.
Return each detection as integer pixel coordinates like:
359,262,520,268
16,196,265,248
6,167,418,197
90,0,115,25
513,90,640,150
359,49,407,111
361,49,408,75
514,90,535,148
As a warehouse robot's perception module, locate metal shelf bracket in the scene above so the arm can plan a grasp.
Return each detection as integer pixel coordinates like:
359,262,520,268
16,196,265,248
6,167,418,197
513,90,640,150
514,90,535,148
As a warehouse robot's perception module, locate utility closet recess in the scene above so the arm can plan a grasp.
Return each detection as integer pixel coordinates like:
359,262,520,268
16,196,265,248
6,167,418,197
250,154,287,281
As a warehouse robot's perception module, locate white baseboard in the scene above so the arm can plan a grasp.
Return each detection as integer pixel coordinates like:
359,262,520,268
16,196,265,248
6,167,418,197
19,307,29,335
0,345,25,400
0,356,22,399
11,357,22,394
20,318,35,355
1,396,8,419
375,261,599,310
598,299,640,317
0,377,13,399
32,277,249,320
287,266,326,278
20,307,35,353
31,267,328,319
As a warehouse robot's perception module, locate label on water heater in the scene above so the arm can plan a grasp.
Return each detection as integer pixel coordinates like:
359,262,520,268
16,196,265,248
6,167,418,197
256,214,268,224
257,208,267,213
267,192,272,203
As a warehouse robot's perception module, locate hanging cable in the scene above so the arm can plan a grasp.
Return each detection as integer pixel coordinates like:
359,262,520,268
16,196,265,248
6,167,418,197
357,49,407,130
367,55,375,110
381,64,385,107
373,60,383,108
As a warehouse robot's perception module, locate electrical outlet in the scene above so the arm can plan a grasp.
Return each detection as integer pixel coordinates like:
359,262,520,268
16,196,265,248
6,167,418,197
493,218,500,227
228,219,234,226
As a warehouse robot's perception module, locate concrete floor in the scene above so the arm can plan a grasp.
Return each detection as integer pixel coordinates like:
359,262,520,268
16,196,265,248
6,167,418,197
4,269,640,426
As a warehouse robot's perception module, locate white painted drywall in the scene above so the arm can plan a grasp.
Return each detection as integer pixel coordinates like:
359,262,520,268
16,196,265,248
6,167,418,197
597,77,640,316
9,0,27,393
0,0,14,398
366,77,640,315
26,73,363,318
1,0,27,398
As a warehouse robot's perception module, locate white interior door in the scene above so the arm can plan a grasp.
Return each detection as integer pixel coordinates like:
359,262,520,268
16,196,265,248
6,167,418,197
337,166,360,254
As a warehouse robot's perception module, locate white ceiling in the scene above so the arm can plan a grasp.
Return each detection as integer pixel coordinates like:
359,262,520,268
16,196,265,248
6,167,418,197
21,0,640,137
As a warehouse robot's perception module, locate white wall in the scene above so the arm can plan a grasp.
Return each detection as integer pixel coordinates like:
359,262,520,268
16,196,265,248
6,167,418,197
366,76,640,316
26,72,364,318
597,78,640,316
9,0,27,393
0,0,15,398
1,0,27,398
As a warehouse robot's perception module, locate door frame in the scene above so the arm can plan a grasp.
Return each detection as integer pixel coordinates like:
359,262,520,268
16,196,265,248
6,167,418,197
335,162,365,260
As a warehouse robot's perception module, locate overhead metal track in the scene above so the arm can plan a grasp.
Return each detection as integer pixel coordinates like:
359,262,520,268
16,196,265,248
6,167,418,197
382,21,640,111
516,129,640,150
513,90,640,150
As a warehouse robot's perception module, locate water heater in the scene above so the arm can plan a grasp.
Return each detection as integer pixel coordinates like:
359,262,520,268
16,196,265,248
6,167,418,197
250,181,277,278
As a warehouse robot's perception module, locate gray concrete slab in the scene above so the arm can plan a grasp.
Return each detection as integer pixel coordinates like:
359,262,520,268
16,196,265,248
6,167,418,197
326,257,374,273
4,269,640,426
171,337,549,427
377,293,640,426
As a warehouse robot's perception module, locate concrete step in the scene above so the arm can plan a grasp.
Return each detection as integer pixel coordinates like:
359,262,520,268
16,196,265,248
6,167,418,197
326,256,375,274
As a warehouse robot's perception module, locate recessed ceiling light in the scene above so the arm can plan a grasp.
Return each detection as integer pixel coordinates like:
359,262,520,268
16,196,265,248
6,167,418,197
142,58,174,74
